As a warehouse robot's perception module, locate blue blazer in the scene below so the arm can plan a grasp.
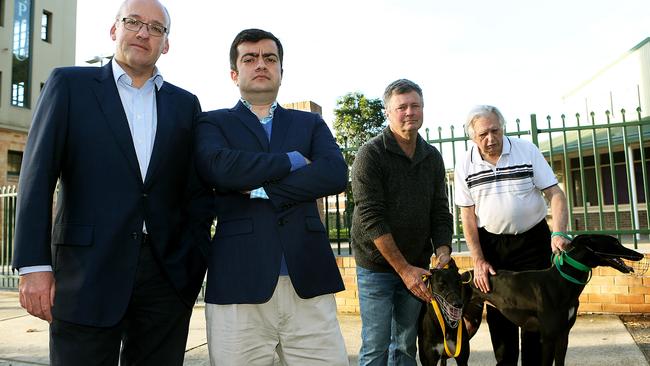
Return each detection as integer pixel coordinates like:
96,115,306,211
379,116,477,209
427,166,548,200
12,62,212,327
195,101,347,304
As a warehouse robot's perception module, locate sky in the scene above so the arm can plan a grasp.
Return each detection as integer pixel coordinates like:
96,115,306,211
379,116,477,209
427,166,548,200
75,0,650,133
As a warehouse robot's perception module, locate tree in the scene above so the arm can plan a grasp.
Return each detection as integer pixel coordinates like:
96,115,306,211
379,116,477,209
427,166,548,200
332,92,386,221
333,92,386,167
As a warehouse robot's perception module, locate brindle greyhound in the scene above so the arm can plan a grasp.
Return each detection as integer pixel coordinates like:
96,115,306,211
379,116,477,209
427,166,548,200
417,259,483,366
468,234,644,366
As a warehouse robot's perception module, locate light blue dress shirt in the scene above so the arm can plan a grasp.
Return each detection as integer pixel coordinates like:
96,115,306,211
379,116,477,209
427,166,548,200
113,61,163,180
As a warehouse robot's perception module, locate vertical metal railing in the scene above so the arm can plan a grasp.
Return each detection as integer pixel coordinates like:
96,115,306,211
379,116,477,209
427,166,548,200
637,108,650,232
0,186,18,288
325,111,650,254
1,112,649,289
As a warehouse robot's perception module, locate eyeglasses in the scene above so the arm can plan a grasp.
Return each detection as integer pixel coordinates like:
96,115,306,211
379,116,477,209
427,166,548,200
120,17,168,37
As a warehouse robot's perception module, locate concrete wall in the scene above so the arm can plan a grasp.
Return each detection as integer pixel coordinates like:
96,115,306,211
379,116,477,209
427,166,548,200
562,38,650,120
0,0,77,131
0,0,77,186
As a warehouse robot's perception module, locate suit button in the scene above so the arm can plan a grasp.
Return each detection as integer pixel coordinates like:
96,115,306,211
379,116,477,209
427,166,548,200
278,219,287,226
131,232,139,240
142,193,148,198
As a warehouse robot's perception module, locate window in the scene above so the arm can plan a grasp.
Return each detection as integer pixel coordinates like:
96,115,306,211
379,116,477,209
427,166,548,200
7,150,23,177
11,82,26,107
41,10,51,42
570,148,650,207
11,0,32,108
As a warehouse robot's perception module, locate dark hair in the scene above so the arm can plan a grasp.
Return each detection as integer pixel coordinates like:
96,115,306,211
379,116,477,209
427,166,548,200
382,79,423,109
229,28,283,72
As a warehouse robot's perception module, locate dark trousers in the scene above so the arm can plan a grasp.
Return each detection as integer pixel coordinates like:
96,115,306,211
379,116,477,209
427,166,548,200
479,219,552,366
50,238,193,366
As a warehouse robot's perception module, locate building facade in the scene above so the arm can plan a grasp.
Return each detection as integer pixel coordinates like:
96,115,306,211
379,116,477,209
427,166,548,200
0,0,76,186
562,38,650,121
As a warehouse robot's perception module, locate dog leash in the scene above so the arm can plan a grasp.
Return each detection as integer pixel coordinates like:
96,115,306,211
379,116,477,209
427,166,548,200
552,251,592,285
550,233,593,285
422,271,463,358
431,297,463,357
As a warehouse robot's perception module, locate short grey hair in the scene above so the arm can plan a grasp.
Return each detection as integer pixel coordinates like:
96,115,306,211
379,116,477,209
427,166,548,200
383,79,423,109
464,105,506,138
116,0,171,33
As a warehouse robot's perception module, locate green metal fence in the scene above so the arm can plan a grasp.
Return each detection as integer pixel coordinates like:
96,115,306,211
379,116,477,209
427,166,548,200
1,110,648,288
327,109,650,254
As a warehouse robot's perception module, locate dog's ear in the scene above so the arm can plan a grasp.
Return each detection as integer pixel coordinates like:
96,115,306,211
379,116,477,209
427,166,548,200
460,270,473,284
447,257,458,271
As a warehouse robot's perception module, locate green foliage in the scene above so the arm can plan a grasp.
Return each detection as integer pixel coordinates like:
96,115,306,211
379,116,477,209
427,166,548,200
332,92,386,208
333,92,386,166
328,227,350,240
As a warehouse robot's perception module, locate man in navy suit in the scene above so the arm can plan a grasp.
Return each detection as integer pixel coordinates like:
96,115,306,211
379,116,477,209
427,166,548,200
12,0,211,365
195,28,349,365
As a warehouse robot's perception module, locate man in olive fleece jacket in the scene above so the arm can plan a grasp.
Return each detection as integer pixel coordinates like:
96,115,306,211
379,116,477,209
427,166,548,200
350,79,453,365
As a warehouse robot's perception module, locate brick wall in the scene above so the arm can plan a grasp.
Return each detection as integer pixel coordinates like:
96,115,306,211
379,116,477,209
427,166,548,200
0,128,28,187
335,253,650,315
572,211,649,231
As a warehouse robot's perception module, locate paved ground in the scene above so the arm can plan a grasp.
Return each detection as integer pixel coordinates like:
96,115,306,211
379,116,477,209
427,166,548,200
0,290,647,365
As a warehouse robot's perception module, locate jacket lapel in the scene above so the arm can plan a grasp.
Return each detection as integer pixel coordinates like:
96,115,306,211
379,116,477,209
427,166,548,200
269,105,291,152
231,101,270,151
92,62,142,181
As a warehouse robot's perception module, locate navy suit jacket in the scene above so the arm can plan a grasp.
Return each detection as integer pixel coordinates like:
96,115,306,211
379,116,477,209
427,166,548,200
12,62,212,327
195,101,347,304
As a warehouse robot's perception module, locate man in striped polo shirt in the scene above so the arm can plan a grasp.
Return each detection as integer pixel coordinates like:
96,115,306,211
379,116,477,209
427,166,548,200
454,105,570,366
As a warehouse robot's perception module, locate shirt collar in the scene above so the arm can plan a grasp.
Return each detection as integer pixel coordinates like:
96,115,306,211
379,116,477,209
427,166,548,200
241,99,278,121
111,60,164,90
381,127,430,162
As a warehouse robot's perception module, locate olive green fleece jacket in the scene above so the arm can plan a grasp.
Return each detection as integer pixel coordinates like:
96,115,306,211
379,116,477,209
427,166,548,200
350,127,453,272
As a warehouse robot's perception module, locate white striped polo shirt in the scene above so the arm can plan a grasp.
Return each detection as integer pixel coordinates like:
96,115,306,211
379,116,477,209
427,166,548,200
454,136,558,234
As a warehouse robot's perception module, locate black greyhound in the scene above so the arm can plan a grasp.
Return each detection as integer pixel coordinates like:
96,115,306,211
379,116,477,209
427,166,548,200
417,259,483,366
469,234,644,366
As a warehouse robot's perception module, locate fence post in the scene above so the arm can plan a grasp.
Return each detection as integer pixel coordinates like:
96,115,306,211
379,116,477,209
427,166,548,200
530,114,539,147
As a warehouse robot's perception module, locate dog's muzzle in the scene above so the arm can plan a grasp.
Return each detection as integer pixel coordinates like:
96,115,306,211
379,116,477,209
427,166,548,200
432,292,463,328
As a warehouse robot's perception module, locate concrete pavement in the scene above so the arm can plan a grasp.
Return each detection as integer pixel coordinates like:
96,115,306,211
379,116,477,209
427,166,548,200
0,290,647,365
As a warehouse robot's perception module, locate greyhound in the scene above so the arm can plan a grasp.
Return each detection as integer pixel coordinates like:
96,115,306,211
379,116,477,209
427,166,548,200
417,259,483,366
468,234,644,366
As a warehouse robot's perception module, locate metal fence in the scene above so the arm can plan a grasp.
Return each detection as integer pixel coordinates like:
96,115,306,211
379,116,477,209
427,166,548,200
1,110,649,287
0,186,17,288
327,109,650,254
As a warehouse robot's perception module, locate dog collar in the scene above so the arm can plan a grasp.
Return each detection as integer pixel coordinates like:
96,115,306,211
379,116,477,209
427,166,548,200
553,251,592,285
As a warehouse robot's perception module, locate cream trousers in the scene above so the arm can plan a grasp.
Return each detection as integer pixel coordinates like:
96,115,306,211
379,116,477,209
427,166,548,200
205,276,349,366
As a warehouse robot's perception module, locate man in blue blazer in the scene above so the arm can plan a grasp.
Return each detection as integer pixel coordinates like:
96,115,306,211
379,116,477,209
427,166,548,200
12,0,211,365
195,28,349,365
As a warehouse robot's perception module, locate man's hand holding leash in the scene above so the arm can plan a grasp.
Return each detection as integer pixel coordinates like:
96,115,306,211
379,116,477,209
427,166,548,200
551,232,572,254
434,245,452,269
397,264,433,303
